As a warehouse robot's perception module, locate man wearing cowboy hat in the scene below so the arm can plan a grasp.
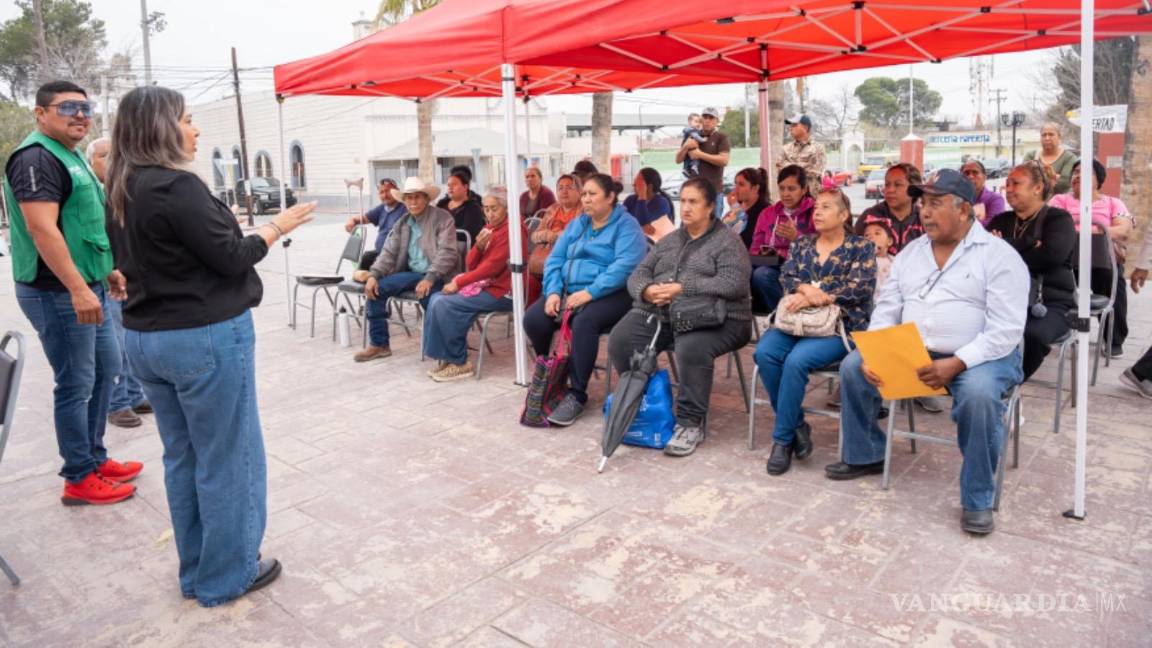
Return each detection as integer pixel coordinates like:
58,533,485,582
356,177,460,362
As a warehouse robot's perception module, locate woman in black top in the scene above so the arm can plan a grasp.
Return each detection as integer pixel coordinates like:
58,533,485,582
105,86,314,607
436,167,485,241
732,167,770,249
987,162,1076,379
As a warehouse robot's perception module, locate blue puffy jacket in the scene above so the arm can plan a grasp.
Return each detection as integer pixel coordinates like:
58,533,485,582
542,205,647,300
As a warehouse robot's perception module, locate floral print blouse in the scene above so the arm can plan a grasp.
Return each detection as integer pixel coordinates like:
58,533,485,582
780,234,877,332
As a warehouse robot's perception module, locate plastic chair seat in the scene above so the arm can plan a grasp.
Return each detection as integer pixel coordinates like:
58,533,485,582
1089,294,1110,312
296,275,343,287
337,279,366,294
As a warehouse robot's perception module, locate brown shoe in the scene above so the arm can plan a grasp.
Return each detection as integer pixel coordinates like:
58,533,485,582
108,408,142,428
353,346,392,363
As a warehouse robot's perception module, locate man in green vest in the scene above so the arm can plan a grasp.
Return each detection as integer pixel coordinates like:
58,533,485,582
4,81,142,505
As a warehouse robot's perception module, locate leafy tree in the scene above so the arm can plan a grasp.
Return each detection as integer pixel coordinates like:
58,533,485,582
0,100,35,168
0,0,107,101
853,77,941,131
719,106,759,146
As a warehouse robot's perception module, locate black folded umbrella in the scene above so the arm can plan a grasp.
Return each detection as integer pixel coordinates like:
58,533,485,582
599,315,663,473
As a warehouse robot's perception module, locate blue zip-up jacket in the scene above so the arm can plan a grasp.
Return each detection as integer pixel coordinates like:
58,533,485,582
542,204,647,300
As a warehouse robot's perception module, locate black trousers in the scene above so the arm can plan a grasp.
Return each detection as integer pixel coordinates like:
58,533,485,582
523,289,633,402
607,310,751,426
1023,304,1071,380
1131,346,1152,381
1089,262,1128,348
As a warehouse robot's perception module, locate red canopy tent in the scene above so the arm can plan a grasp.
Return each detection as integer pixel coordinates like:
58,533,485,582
275,0,1152,98
274,0,1151,516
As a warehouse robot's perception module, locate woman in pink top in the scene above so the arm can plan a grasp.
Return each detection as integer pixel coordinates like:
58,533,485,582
1048,158,1134,357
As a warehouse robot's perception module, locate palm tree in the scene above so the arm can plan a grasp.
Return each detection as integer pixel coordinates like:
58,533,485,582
590,92,613,172
766,80,787,201
376,0,440,182
1123,36,1151,257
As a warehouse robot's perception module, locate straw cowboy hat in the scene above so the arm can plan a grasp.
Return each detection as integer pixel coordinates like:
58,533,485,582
390,176,441,202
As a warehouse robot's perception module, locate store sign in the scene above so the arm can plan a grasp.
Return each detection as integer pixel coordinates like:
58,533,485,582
1066,105,1128,133
926,133,992,145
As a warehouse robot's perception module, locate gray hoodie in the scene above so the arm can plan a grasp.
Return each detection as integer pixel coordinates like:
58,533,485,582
370,206,460,282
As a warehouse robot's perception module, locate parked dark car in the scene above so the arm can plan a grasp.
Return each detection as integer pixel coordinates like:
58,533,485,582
231,176,297,215
985,158,1012,178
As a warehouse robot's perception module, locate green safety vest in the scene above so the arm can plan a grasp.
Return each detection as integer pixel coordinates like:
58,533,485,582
2,130,112,284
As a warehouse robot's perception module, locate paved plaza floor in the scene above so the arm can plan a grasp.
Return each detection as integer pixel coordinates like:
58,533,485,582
0,217,1149,647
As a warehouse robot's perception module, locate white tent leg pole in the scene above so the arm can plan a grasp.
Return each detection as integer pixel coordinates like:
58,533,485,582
1066,0,1094,521
524,97,532,168
758,79,770,172
277,96,293,328
503,63,529,386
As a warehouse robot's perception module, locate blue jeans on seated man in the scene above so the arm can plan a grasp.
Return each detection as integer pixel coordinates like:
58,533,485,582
106,297,146,412
423,290,511,364
15,282,119,482
364,271,444,348
124,310,266,607
754,329,849,445
837,347,1023,512
750,265,784,314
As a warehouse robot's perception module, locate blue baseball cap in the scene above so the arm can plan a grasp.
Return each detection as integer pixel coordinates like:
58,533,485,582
908,168,976,205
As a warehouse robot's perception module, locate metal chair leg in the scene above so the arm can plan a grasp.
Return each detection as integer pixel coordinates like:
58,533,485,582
475,313,495,380
0,555,18,586
881,400,897,490
748,364,759,451
907,400,918,454
732,351,750,413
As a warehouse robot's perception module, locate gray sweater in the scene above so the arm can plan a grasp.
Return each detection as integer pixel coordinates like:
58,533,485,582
626,218,752,321
370,206,460,282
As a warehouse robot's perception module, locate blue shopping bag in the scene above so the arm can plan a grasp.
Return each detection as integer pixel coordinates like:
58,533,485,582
603,368,677,449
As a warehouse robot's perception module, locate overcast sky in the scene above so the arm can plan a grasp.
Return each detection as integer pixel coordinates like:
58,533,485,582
2,0,1057,125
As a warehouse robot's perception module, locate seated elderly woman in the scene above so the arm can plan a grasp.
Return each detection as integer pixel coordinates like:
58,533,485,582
960,159,1007,226
748,164,816,313
1048,158,1134,358
523,173,648,426
607,178,752,457
528,174,583,278
987,162,1076,380
423,187,536,381
754,188,876,476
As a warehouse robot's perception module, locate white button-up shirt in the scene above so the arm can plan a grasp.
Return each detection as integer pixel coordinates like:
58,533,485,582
869,221,1029,369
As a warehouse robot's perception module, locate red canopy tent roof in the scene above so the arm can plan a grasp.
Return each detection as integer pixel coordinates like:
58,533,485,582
274,0,1152,99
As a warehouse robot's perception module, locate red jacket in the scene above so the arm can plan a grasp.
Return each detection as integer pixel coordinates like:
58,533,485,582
455,219,541,303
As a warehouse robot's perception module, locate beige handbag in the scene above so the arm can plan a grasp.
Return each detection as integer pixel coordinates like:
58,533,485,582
771,304,850,349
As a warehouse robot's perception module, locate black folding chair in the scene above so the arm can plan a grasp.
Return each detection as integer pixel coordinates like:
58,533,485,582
0,331,27,586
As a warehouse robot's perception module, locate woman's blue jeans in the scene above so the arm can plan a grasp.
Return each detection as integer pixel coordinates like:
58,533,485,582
124,310,266,607
106,297,146,412
753,328,849,445
423,291,511,365
750,265,785,314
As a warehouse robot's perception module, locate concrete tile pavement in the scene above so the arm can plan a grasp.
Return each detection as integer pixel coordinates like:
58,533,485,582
0,218,1149,647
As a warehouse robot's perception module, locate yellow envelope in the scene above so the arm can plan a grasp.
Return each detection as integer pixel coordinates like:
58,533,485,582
850,323,948,400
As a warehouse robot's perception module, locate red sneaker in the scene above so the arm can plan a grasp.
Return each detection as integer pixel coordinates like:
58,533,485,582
97,458,144,482
61,472,136,506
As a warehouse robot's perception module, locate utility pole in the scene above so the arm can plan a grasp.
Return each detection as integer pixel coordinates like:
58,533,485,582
32,0,50,82
100,74,111,138
991,88,1007,158
908,65,915,134
231,47,254,226
140,0,153,85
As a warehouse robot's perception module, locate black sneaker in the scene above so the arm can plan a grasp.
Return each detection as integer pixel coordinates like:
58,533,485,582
793,422,813,460
547,393,585,427
766,443,793,475
244,558,282,595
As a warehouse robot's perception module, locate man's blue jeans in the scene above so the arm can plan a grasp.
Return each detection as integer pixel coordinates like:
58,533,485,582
106,297,145,412
754,329,849,445
423,291,510,365
15,283,119,482
750,265,785,314
838,347,1023,511
364,272,443,348
124,310,266,607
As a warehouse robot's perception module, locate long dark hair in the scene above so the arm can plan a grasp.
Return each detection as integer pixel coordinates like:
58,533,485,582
586,173,623,205
106,86,190,225
735,167,768,204
636,167,672,205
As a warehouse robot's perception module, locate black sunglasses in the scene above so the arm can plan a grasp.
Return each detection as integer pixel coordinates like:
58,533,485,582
47,100,94,118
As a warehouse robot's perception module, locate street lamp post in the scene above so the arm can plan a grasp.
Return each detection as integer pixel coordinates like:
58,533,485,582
1001,111,1027,166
